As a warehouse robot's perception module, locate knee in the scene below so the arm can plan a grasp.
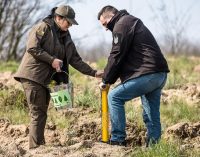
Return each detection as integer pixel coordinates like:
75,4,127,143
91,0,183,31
108,90,116,103
31,107,47,121
108,90,116,108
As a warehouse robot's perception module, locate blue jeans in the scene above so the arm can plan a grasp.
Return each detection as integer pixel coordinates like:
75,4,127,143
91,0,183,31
108,72,167,142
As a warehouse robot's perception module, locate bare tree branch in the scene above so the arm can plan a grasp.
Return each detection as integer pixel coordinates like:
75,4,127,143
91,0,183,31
146,0,195,54
0,0,85,60
0,0,41,60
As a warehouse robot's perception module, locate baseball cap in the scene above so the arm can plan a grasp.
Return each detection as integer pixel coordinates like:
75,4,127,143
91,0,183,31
55,5,78,25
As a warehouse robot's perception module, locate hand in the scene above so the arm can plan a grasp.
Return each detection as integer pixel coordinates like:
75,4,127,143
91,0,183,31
99,82,106,90
95,70,104,78
52,59,63,72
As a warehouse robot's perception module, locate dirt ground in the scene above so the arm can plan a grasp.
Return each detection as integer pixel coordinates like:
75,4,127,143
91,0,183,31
164,122,200,150
0,109,132,157
0,110,199,157
0,72,199,156
162,83,200,106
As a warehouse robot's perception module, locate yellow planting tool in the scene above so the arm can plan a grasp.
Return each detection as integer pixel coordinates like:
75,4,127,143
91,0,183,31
101,85,110,142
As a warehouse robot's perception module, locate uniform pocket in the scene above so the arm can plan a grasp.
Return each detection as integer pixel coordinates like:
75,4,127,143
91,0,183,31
24,89,37,105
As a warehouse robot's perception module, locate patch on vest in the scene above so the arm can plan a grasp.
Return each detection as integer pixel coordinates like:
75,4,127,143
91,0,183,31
113,33,122,45
36,29,44,37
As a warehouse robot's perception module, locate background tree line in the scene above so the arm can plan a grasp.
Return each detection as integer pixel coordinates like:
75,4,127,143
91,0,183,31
0,0,40,61
0,0,82,61
0,0,199,62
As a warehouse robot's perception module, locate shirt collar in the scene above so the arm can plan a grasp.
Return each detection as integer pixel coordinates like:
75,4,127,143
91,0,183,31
107,10,129,31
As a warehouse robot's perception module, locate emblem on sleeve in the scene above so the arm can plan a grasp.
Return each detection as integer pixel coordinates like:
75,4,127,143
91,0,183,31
113,33,121,45
114,35,118,44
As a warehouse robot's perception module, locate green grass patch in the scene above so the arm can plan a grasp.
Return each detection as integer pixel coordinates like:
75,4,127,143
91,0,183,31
0,61,19,72
75,87,100,110
96,58,107,69
47,108,71,129
0,89,29,124
165,56,200,89
125,101,144,128
161,98,200,126
0,106,29,124
0,88,71,129
69,65,82,77
131,139,199,157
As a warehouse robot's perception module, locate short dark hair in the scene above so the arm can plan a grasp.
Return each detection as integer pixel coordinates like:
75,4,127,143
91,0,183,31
50,7,57,16
50,7,62,18
97,5,118,20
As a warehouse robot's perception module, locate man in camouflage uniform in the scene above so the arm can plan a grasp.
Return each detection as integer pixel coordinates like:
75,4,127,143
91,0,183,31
14,5,102,149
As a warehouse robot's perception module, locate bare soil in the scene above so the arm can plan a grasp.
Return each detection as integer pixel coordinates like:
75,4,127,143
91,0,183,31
0,72,199,156
165,122,200,150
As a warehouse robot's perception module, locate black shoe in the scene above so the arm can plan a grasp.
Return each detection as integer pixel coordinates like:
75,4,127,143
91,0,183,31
145,138,158,147
107,140,126,147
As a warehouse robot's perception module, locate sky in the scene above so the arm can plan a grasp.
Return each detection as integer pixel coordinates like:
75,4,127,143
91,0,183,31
45,0,200,48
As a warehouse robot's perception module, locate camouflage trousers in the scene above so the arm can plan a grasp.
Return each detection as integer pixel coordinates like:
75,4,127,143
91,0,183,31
20,79,50,149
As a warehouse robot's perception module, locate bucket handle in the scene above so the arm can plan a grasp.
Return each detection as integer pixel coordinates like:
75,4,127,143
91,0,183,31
50,71,72,84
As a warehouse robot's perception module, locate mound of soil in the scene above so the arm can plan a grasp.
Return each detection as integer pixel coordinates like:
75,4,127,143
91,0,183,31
194,64,200,73
0,82,8,91
0,72,21,89
0,72,199,156
0,108,137,156
126,122,146,147
162,83,200,105
165,122,200,149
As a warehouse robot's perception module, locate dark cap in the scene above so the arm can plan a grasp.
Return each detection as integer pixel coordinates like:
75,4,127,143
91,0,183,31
55,5,78,25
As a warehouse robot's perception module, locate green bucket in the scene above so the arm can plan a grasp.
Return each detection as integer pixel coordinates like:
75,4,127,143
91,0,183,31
49,72,73,109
